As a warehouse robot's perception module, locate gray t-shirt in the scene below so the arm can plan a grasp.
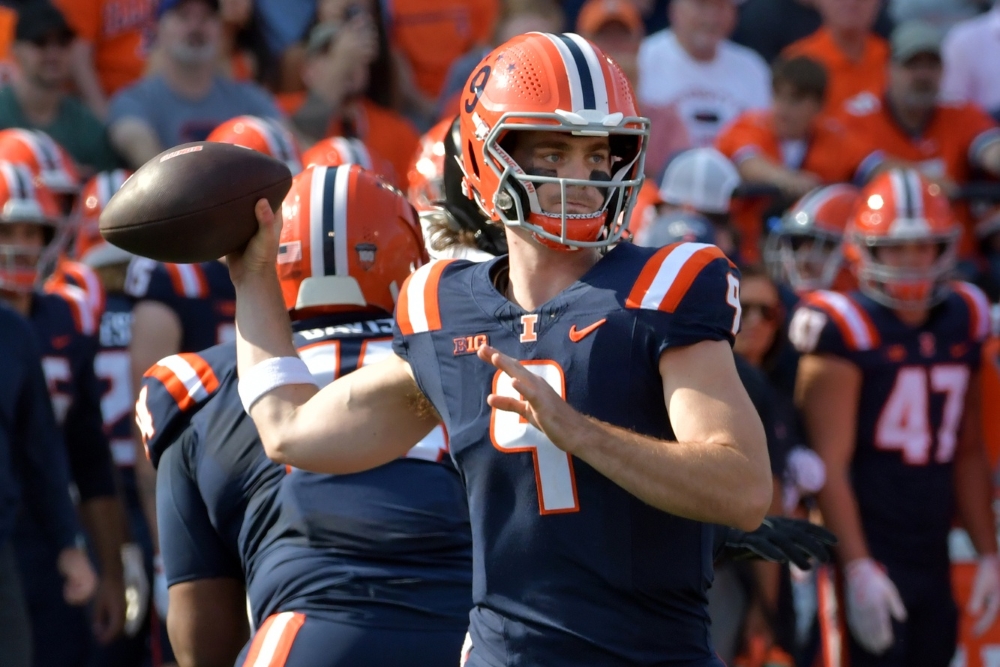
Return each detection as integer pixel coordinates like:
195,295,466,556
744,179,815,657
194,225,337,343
108,74,282,149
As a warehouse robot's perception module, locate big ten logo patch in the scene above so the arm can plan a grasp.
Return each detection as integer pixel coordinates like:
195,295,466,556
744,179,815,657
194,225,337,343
454,334,489,355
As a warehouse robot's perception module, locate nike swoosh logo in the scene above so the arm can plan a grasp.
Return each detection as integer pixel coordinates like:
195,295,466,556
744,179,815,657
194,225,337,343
568,318,607,343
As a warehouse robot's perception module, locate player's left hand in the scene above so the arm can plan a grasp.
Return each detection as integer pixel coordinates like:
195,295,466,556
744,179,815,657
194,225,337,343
90,576,126,644
969,554,1000,636
477,345,587,452
720,517,837,570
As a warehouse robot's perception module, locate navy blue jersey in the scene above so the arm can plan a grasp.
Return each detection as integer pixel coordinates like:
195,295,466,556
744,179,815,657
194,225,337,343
0,303,80,550
392,242,742,665
789,284,990,567
28,291,115,502
142,316,471,630
94,292,139,482
125,258,236,351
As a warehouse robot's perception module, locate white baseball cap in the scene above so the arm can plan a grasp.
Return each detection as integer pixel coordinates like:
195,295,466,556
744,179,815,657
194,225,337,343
659,148,740,215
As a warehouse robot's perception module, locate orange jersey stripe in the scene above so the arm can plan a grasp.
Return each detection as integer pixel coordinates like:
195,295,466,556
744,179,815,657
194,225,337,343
395,271,415,336
625,243,679,309
658,246,727,313
422,260,451,331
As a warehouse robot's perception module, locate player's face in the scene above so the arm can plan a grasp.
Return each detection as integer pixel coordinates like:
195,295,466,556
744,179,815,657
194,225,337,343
816,0,879,32
0,222,46,272
893,54,942,110
14,31,73,90
733,275,781,366
160,0,221,65
669,0,736,58
772,85,822,141
873,240,939,272
509,132,612,216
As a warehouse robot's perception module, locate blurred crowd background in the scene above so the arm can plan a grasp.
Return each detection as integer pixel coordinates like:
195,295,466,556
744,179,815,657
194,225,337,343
1,0,1000,666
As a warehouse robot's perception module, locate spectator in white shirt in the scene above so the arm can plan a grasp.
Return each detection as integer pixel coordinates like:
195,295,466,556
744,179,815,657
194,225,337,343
941,1,1000,118
637,0,771,147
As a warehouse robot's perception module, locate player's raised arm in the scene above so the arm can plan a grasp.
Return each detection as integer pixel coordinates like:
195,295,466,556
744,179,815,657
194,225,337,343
227,199,439,474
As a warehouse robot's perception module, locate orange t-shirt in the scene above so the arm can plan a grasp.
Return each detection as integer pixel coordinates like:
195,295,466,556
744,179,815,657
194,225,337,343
841,99,1000,255
716,109,869,260
327,99,421,189
55,0,156,96
388,0,498,99
782,27,889,119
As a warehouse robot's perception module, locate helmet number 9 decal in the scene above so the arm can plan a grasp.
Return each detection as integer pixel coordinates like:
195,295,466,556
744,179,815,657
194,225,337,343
464,65,492,114
489,360,579,515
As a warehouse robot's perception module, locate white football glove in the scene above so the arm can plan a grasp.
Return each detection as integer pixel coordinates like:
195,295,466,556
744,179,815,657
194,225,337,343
844,557,907,655
969,554,1000,636
121,544,149,638
153,553,169,621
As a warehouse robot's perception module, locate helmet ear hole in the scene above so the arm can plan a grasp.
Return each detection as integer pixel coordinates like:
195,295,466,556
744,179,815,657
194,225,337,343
467,141,480,178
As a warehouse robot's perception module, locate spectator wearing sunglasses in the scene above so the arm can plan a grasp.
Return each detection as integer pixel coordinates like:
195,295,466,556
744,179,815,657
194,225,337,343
0,3,118,176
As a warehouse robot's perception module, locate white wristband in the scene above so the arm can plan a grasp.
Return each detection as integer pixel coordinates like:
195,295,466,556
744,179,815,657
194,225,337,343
238,356,318,414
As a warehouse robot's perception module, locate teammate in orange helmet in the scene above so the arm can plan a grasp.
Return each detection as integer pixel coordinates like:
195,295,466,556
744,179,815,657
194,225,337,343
791,169,999,665
406,117,451,212
764,184,859,294
302,136,397,186
0,128,80,214
207,115,303,175
228,31,771,665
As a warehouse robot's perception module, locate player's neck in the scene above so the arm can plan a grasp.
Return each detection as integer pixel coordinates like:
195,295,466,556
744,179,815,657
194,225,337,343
0,289,32,316
892,306,930,328
504,231,600,312
830,27,867,62
12,78,62,126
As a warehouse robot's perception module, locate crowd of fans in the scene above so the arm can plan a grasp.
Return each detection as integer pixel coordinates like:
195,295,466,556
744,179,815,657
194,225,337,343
0,0,999,666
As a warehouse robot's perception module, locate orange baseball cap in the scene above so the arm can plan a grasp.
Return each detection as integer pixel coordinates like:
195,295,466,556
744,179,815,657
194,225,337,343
576,0,643,37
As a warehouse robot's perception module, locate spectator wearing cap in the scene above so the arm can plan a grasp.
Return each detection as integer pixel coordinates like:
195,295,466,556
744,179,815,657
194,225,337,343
577,0,690,179
289,13,419,183
942,0,1000,119
0,3,118,176
842,20,1000,255
107,0,282,168
657,147,742,259
782,0,889,119
637,0,771,148
53,0,156,120
715,56,869,200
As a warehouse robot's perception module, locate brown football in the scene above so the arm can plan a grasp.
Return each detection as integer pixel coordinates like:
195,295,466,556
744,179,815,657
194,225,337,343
99,142,292,264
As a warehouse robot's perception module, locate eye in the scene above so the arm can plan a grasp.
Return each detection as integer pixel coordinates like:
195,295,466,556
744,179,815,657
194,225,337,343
540,153,561,164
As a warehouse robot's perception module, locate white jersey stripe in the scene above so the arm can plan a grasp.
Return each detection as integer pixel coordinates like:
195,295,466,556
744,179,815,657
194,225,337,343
639,242,714,310
158,355,212,404
176,264,201,298
404,262,435,333
250,611,295,667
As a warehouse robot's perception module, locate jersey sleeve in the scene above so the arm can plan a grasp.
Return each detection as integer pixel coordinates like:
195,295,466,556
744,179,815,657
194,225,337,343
626,243,741,356
11,321,82,550
138,348,229,469
155,425,242,585
787,291,878,360
63,336,116,501
124,258,190,307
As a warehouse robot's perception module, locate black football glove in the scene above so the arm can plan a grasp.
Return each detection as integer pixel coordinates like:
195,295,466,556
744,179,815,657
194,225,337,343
718,517,837,570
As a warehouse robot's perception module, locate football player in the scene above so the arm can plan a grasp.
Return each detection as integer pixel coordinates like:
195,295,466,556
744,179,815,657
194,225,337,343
206,115,303,175
228,32,774,665
0,161,128,664
139,165,472,666
791,169,999,665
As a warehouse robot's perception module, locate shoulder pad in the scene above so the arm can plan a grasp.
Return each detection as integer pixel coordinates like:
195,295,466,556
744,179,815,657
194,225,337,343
395,259,457,335
798,291,880,352
45,262,105,316
137,347,231,467
951,281,991,342
162,263,209,299
48,284,99,336
625,242,733,312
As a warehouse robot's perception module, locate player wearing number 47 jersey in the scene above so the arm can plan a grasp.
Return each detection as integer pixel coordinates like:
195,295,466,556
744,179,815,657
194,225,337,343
140,164,471,667
791,169,1000,666
229,32,772,666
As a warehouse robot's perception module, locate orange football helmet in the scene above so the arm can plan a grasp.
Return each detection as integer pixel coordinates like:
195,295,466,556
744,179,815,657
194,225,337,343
71,169,133,267
277,164,427,319
207,116,303,174
300,136,398,186
846,169,958,309
0,161,61,291
407,117,452,212
764,184,859,293
458,32,648,250
0,128,80,195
